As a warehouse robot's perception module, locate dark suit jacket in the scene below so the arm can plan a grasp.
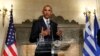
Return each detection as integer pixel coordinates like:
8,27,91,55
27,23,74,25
29,16,60,43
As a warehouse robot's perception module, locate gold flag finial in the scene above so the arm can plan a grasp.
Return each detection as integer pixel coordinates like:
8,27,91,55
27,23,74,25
94,9,96,15
11,4,13,9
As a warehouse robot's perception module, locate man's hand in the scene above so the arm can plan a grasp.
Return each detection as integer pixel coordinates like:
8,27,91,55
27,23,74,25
56,28,62,37
40,27,50,37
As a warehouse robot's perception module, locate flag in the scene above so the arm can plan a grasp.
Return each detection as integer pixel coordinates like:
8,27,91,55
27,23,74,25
3,7,18,56
83,13,96,56
94,13,100,55
94,12,99,42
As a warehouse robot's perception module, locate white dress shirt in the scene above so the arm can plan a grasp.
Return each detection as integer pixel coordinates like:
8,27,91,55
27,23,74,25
43,17,50,29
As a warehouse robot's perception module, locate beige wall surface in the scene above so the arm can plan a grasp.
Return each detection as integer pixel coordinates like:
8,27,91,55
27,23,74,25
0,0,100,24
12,0,99,24
0,0,100,55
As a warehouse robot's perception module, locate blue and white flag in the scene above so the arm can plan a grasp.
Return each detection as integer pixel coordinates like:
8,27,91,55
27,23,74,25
94,13,100,56
83,13,96,56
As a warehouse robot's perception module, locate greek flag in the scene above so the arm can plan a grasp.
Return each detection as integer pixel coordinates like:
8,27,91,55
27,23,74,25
83,13,96,56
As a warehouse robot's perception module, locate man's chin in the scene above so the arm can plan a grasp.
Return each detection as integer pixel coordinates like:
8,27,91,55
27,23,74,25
44,16,50,19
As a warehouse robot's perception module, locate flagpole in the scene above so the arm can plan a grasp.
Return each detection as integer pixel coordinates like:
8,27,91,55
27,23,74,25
83,10,91,25
11,4,13,10
1,5,13,56
1,7,8,56
2,7,7,27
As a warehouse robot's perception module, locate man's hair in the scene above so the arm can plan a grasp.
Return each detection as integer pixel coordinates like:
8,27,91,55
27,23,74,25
42,5,52,12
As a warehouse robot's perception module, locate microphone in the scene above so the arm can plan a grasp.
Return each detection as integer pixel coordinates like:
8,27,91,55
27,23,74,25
49,23,54,42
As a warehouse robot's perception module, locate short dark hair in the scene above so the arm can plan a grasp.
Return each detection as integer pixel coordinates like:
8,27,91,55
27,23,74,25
42,5,52,12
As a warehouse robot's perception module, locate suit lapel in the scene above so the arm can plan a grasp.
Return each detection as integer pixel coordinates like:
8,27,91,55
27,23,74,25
40,18,47,30
40,17,53,30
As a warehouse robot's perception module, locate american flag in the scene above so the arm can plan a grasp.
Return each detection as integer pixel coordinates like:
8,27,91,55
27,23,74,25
3,7,18,56
83,12,96,56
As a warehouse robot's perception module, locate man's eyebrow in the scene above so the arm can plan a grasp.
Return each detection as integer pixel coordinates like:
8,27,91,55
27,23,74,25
43,9,51,11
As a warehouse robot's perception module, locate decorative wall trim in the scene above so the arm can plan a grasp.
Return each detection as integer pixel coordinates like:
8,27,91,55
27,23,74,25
22,15,79,24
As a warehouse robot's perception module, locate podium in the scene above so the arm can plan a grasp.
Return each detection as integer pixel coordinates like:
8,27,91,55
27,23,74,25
18,41,70,56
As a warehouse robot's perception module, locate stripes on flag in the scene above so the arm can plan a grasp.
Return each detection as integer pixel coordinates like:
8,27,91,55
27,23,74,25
83,12,96,56
2,6,18,56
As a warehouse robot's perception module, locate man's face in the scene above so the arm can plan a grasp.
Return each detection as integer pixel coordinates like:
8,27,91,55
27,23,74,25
42,6,52,19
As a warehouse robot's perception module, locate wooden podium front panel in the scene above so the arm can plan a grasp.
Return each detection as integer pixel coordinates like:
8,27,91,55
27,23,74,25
18,43,80,56
21,44,37,56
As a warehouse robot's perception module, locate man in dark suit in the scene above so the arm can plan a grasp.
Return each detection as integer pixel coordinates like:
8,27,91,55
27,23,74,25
29,5,62,56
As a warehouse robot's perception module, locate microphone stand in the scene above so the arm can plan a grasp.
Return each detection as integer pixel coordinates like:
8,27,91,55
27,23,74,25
49,23,55,56
51,24,63,56
37,33,45,46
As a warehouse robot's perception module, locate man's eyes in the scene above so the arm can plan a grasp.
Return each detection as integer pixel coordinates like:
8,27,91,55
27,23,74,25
44,9,51,11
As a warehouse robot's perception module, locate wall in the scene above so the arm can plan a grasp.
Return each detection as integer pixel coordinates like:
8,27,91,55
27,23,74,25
9,0,99,24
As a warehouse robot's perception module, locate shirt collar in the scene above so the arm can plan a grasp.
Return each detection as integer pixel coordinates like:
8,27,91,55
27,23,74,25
43,17,50,24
